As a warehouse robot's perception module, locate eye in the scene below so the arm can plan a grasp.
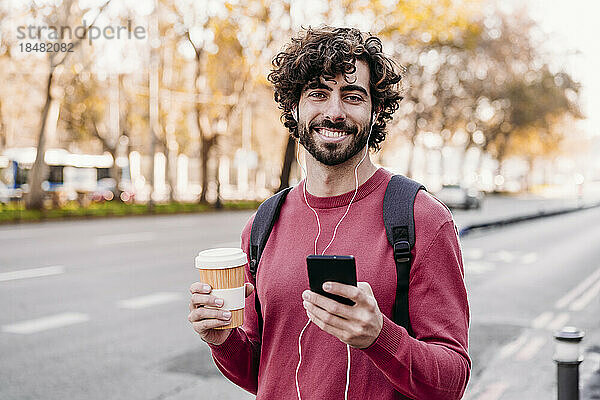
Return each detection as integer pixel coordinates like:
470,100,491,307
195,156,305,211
345,95,364,103
308,91,327,99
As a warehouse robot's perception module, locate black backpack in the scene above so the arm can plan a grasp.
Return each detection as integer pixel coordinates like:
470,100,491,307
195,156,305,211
248,175,425,338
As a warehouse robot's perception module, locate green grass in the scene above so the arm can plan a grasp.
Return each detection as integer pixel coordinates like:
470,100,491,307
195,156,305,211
0,199,260,224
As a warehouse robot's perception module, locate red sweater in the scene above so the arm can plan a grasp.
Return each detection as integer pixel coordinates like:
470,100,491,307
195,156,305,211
209,168,470,399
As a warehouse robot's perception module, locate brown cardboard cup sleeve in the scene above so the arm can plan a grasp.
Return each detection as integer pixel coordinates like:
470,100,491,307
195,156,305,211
195,248,247,329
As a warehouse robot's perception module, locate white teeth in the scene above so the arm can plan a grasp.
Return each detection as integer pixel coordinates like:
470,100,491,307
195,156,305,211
317,128,346,138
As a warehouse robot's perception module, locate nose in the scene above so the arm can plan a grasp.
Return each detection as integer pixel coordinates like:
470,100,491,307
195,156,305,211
322,96,346,123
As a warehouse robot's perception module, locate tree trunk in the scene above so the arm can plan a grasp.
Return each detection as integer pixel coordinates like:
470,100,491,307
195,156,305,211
92,121,122,202
199,136,215,204
191,50,211,205
196,106,217,205
0,100,5,152
438,148,445,182
25,69,54,210
214,155,222,208
457,132,475,183
475,146,486,179
98,131,121,201
277,136,296,192
148,5,159,210
405,117,419,179
165,144,176,203
110,151,122,201
200,144,208,203
405,140,415,179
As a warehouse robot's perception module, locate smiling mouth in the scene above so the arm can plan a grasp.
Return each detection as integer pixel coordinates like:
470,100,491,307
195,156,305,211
314,127,350,138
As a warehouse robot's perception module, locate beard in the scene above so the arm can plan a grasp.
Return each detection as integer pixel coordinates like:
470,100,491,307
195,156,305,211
298,118,370,166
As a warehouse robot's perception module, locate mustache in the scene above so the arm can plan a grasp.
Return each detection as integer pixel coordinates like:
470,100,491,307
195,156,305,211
309,119,358,134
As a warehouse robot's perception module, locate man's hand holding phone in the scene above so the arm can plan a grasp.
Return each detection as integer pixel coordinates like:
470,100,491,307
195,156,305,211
302,281,383,349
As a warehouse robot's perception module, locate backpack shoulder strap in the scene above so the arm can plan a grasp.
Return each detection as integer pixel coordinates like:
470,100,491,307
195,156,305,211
248,186,293,337
249,186,293,280
383,175,426,335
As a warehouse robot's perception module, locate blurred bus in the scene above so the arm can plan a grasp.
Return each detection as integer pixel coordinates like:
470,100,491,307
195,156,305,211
0,147,132,202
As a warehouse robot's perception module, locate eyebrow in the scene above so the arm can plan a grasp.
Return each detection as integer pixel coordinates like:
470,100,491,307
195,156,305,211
306,81,369,98
340,84,369,97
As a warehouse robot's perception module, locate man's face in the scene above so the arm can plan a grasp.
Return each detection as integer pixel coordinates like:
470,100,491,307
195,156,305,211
297,60,373,166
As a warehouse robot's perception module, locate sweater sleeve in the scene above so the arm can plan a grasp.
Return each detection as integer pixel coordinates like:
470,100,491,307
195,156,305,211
207,213,262,394
361,218,471,400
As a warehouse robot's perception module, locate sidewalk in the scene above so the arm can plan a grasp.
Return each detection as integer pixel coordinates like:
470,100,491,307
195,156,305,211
582,328,600,400
465,303,600,400
451,193,600,234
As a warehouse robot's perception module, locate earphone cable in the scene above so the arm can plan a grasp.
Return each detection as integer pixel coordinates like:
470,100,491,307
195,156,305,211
295,115,375,400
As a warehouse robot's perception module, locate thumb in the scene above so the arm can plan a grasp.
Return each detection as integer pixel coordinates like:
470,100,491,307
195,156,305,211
357,281,374,296
244,282,255,297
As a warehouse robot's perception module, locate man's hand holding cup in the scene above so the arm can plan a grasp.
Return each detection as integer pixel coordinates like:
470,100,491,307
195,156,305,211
188,248,252,346
188,281,254,345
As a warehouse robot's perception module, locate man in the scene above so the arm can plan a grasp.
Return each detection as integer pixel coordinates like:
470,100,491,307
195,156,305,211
189,26,470,399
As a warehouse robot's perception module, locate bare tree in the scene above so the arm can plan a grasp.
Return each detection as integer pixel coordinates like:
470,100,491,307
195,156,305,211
25,0,112,210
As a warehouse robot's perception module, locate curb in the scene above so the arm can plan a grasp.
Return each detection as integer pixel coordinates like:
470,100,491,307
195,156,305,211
458,202,600,237
0,203,260,226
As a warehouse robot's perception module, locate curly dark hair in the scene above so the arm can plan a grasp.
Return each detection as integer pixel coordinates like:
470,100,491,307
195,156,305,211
267,26,403,150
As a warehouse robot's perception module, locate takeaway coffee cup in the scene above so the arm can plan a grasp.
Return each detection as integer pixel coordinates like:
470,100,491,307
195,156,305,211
195,248,247,330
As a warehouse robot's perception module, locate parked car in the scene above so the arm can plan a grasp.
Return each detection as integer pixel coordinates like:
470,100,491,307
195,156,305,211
435,184,483,210
0,182,23,204
0,182,9,204
90,178,136,203
90,178,116,202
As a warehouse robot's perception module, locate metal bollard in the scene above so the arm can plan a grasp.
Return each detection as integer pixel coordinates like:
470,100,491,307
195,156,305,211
554,326,585,400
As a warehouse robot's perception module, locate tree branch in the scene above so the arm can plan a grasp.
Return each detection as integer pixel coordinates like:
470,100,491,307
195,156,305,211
52,0,113,68
185,29,203,60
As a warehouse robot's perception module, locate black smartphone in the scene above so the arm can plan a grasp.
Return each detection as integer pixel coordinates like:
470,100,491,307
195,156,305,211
306,255,357,306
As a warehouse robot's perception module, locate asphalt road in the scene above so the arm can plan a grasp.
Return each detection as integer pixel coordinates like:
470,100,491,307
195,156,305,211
1,201,599,400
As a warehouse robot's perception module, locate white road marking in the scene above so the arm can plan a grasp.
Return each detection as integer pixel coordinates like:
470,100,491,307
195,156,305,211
464,248,484,260
531,311,554,329
94,232,155,246
490,250,516,263
515,336,546,361
0,231,36,240
0,266,65,282
570,278,600,311
157,220,199,228
464,261,495,274
2,312,89,334
547,312,570,331
475,382,509,400
0,227,59,239
520,252,538,264
117,292,183,309
555,267,600,309
499,333,528,359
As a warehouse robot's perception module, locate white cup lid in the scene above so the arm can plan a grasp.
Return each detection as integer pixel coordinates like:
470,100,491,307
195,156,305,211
195,248,247,269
